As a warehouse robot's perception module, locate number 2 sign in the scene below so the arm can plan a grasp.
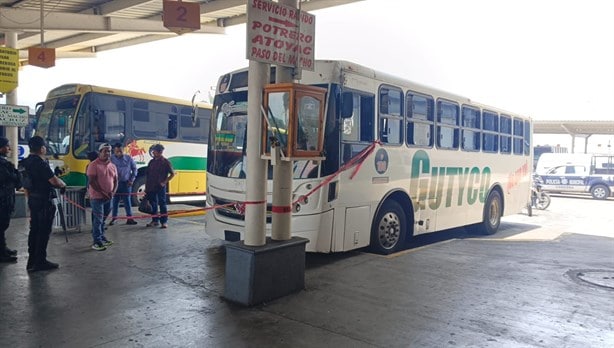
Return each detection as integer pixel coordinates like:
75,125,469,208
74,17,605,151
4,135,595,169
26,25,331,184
28,47,55,68
163,0,201,34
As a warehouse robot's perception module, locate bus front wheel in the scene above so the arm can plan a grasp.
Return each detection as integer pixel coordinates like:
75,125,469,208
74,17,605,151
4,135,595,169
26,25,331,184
370,200,407,255
132,176,147,207
474,190,502,235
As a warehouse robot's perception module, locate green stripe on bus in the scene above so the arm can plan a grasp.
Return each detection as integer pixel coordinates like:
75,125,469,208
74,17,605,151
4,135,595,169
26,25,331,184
168,156,207,171
61,172,87,187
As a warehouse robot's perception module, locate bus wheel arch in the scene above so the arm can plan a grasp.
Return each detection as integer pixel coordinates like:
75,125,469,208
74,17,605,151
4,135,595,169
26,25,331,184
590,184,610,200
474,185,504,235
369,191,413,255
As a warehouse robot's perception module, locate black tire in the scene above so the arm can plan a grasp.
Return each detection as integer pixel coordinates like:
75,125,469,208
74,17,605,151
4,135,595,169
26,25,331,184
590,184,610,200
536,192,551,210
369,200,407,255
132,176,147,207
475,190,502,235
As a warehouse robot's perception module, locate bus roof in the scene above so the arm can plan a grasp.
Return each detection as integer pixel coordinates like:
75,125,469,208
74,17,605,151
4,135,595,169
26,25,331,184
46,83,212,109
221,60,529,120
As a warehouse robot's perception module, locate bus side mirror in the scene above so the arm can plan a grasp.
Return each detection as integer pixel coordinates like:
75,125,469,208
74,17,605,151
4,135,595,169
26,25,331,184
340,92,353,119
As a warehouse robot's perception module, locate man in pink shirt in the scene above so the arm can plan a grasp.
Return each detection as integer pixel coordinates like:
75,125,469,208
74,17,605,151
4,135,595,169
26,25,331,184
87,143,118,251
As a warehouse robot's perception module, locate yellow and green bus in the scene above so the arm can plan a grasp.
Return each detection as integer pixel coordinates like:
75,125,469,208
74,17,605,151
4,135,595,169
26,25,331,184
35,84,212,203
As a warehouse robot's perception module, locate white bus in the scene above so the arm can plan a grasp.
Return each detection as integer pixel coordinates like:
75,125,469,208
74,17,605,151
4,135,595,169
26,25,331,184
205,60,532,254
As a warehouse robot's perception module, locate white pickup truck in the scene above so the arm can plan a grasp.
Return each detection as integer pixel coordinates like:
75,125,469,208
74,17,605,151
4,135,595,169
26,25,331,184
538,155,614,200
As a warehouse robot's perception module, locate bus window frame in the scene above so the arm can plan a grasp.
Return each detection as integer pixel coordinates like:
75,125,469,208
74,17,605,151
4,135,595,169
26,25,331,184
461,104,481,152
405,90,434,148
378,85,404,146
435,98,460,150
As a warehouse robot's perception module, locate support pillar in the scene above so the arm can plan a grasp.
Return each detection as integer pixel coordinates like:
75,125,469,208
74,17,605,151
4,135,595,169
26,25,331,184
244,61,268,247
224,0,306,306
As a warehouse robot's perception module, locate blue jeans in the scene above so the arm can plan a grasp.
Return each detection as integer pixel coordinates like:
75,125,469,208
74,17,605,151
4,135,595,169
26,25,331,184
90,199,110,244
112,181,133,219
147,189,168,224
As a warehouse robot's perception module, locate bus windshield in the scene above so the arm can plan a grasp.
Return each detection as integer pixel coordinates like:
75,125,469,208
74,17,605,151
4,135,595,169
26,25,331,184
36,95,79,155
210,91,319,179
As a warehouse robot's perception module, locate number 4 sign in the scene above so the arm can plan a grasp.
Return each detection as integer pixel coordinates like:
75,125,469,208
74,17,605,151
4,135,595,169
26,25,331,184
28,47,56,68
163,0,201,34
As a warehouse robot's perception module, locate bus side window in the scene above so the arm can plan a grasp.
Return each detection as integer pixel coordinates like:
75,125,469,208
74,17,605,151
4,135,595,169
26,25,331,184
461,105,480,151
500,115,512,154
406,92,434,147
341,92,374,163
378,86,403,145
168,114,178,139
482,111,499,153
436,100,459,150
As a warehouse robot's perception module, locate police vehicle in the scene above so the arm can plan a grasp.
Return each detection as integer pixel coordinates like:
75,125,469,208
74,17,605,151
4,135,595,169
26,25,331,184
539,155,614,200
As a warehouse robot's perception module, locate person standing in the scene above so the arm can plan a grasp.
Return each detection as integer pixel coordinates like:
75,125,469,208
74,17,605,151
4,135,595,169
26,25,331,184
87,143,117,251
0,137,21,263
22,136,66,272
110,143,137,225
145,144,175,229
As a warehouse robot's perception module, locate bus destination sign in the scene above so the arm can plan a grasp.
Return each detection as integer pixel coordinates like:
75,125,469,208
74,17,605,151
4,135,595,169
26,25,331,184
246,0,316,71
0,104,29,127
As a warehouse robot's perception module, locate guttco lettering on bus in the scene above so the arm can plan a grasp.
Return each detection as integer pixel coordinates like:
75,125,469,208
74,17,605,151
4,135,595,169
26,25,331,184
409,150,492,211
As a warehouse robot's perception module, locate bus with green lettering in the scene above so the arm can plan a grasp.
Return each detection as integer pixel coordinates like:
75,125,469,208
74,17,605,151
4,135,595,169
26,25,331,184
206,60,532,254
35,84,212,204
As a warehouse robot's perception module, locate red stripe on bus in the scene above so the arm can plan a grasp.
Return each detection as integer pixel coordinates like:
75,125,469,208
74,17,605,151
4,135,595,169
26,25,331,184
271,205,292,213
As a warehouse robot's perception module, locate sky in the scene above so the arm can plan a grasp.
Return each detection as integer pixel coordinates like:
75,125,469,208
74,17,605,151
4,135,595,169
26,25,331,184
6,0,614,150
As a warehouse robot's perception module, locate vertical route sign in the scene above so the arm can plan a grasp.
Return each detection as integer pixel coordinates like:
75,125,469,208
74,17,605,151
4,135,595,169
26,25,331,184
0,47,19,93
247,0,316,71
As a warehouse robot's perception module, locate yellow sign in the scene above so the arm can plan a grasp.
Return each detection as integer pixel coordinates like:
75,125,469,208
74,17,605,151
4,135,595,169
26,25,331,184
0,47,19,93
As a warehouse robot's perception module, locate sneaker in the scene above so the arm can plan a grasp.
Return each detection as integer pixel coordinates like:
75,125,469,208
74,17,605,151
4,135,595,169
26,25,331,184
102,239,114,247
92,243,107,251
109,219,116,226
160,223,168,229
126,219,137,225
146,221,160,227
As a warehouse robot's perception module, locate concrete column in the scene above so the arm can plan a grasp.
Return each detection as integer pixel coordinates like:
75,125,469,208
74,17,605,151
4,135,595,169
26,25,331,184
270,0,298,241
584,134,592,154
244,61,268,246
5,31,19,166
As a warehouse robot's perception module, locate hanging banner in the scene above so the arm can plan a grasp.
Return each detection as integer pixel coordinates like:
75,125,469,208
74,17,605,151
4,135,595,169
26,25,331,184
247,0,316,71
0,47,19,93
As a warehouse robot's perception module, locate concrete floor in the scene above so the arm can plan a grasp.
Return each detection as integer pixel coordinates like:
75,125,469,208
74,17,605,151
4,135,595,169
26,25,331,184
1,197,613,347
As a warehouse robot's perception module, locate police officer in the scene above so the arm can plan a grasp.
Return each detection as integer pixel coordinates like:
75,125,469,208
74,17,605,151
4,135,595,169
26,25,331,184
22,136,66,272
0,137,21,263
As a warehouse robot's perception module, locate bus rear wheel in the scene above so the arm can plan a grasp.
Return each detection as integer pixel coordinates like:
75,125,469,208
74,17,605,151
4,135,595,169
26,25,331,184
474,190,502,235
370,200,407,255
590,184,610,200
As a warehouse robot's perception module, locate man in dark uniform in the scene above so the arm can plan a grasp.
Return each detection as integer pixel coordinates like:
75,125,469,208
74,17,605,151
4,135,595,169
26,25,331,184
22,136,67,272
0,136,21,263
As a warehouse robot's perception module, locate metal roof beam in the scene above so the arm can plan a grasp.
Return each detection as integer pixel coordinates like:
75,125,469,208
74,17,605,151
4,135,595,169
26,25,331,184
94,0,158,16
220,0,361,27
0,8,225,34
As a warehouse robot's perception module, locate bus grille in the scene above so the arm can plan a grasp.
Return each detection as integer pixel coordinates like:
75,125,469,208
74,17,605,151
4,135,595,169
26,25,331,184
212,196,272,223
